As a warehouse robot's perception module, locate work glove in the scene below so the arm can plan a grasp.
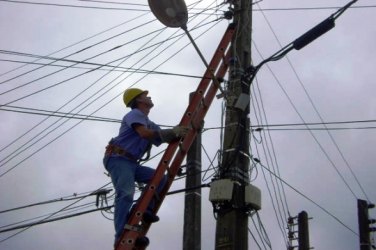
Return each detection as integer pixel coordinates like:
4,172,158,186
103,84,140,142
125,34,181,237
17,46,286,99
172,125,189,137
159,125,190,143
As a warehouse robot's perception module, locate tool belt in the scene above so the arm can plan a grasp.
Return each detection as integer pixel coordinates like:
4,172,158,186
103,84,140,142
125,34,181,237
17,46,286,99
105,144,138,162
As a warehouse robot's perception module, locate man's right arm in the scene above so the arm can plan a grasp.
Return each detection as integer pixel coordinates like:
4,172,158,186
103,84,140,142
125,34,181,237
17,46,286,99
133,124,189,143
133,124,158,140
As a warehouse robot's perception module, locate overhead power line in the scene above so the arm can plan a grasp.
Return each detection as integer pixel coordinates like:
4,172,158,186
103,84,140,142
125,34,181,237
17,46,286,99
1,0,375,12
0,189,112,214
253,5,376,12
1,104,376,130
256,160,359,237
0,206,109,234
0,0,150,11
0,11,150,80
256,1,371,202
0,183,209,235
0,58,205,80
0,2,222,178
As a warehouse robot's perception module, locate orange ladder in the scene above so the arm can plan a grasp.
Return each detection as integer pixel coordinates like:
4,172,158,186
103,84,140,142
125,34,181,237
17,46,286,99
115,24,235,250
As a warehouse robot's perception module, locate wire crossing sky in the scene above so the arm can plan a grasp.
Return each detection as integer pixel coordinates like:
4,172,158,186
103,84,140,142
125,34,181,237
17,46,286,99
0,0,375,249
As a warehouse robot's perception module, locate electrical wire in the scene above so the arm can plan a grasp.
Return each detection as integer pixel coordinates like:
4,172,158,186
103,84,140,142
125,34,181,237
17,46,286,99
0,18,158,96
252,40,359,200
248,225,264,250
0,163,211,236
0,58,205,80
250,215,269,249
0,22,224,174
0,2,224,178
0,0,370,246
2,0,374,13
0,0,151,11
257,0,371,203
250,81,290,246
256,160,359,236
252,77,290,219
0,11,150,80
0,19,219,105
0,0,217,156
0,189,111,214
256,211,272,249
251,118,288,246
0,182,112,243
1,104,375,130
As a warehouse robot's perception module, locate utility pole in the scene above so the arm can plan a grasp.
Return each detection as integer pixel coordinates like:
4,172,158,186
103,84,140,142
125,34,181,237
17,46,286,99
183,93,202,250
287,211,311,250
297,211,310,250
213,0,253,249
357,199,376,250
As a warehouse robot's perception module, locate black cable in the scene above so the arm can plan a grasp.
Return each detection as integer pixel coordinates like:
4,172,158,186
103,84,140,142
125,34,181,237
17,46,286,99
0,58,206,80
252,40,360,200
2,104,374,130
0,0,227,16
0,0,150,11
252,86,289,235
250,215,268,250
252,77,289,220
0,19,218,104
0,12,150,80
0,2,223,178
0,182,112,243
253,5,375,12
0,206,112,234
251,100,288,245
0,9,220,161
256,160,359,236
0,190,111,214
0,18,157,95
0,21,171,162
0,182,208,235
0,105,121,124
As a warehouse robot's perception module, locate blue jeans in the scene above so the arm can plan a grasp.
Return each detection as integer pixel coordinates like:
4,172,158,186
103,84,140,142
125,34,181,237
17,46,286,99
104,156,167,242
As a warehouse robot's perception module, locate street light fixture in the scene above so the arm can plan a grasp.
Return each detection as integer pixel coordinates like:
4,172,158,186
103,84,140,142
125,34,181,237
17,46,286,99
148,0,188,28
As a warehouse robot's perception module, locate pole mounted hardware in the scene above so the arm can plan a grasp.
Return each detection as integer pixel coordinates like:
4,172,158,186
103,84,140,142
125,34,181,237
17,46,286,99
244,0,359,85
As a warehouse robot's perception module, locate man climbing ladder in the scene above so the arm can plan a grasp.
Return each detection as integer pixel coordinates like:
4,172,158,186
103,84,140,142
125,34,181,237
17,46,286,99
103,88,189,247
112,24,235,250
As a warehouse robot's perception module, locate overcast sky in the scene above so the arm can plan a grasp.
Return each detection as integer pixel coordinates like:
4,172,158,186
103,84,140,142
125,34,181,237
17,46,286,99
0,0,375,250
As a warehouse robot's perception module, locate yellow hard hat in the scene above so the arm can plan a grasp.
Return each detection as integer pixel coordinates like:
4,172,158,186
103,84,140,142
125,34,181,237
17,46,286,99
123,88,148,107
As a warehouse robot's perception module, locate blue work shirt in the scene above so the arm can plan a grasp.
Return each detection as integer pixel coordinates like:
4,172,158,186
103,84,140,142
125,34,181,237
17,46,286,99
111,109,162,159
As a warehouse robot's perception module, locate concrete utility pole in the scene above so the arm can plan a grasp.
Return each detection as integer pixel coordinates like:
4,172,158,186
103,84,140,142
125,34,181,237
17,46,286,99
214,0,253,249
357,199,376,250
183,93,202,250
298,211,310,250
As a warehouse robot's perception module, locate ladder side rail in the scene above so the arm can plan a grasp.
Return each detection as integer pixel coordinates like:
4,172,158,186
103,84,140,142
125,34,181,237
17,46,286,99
192,51,231,129
178,25,235,129
116,24,235,250
158,49,231,201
